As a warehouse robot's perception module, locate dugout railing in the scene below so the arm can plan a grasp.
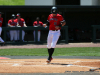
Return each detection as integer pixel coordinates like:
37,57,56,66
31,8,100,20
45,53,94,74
1,26,68,45
92,25,100,43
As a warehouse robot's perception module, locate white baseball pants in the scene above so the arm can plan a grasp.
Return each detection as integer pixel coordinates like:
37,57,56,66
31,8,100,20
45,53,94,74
17,30,25,41
0,27,4,42
47,30,60,48
33,31,41,41
10,30,17,41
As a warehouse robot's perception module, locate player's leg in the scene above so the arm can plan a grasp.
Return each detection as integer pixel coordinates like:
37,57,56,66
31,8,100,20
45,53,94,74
0,36,4,42
13,31,15,41
51,30,60,48
38,31,40,41
10,30,13,41
50,30,60,58
47,31,53,48
0,34,4,42
14,30,17,42
22,30,25,42
33,31,35,41
0,27,5,46
47,31,53,63
17,30,20,41
12,31,15,41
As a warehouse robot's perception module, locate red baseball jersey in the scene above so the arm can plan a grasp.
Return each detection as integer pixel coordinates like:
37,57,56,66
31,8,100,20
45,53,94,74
47,13,64,30
8,19,17,26
0,17,3,27
15,18,25,27
33,21,43,31
33,21,43,26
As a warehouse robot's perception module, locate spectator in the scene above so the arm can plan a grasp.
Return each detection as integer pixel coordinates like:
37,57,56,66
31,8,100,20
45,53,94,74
15,13,27,42
0,12,5,46
8,14,17,42
33,17,43,41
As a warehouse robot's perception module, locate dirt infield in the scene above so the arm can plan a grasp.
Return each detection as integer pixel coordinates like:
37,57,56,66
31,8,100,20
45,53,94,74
0,43,100,49
0,59,100,73
0,43,100,74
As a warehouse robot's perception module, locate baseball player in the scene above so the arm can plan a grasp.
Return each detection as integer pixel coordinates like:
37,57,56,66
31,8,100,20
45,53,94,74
8,14,17,42
15,13,27,42
33,17,43,41
43,7,66,63
0,12,5,46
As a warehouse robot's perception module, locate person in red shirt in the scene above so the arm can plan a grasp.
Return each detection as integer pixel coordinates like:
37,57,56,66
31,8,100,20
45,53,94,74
8,14,17,42
15,13,27,42
0,12,5,46
43,7,66,63
33,17,43,41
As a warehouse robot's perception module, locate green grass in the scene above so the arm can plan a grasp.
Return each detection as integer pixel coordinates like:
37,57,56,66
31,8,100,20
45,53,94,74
0,0,25,5
0,47,100,56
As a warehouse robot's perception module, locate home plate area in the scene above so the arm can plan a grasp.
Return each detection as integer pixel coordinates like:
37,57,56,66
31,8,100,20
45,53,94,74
0,59,100,73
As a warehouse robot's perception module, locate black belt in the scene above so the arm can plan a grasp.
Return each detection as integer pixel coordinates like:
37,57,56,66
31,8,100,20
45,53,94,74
52,30,58,31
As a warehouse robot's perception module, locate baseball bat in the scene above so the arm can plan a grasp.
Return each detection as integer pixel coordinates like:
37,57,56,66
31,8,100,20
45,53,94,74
89,68,100,71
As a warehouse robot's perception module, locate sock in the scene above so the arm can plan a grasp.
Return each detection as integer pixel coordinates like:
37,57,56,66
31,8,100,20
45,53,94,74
48,48,52,60
51,48,54,56
47,48,55,60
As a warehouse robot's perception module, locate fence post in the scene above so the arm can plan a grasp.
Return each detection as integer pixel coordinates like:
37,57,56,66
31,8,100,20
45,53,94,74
20,29,22,42
3,30,6,42
65,26,68,43
35,30,38,43
92,27,96,43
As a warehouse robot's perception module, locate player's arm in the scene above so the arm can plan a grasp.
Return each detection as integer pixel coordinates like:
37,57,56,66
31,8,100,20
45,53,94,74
16,22,21,27
60,20,66,27
8,24,15,27
58,15,66,27
55,20,66,30
24,23,27,27
43,20,49,28
8,21,14,27
23,21,27,27
33,22,37,27
43,15,50,28
41,22,43,26
8,24,16,27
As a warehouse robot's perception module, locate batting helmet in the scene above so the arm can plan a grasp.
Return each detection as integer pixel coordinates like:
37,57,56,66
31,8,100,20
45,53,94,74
16,13,21,17
51,6,57,14
11,14,16,19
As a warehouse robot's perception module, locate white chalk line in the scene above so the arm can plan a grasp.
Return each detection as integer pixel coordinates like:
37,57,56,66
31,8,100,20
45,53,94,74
12,63,20,66
12,63,65,67
73,60,100,64
66,60,100,69
66,64,98,69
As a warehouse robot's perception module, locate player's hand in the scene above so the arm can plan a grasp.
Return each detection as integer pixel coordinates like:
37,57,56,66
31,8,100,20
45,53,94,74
55,26,59,30
43,24,47,28
16,25,21,27
24,26,27,27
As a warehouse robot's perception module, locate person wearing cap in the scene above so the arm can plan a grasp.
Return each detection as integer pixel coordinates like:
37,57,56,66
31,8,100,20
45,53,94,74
43,7,66,63
15,13,27,42
0,12,5,46
33,17,43,41
8,14,17,42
